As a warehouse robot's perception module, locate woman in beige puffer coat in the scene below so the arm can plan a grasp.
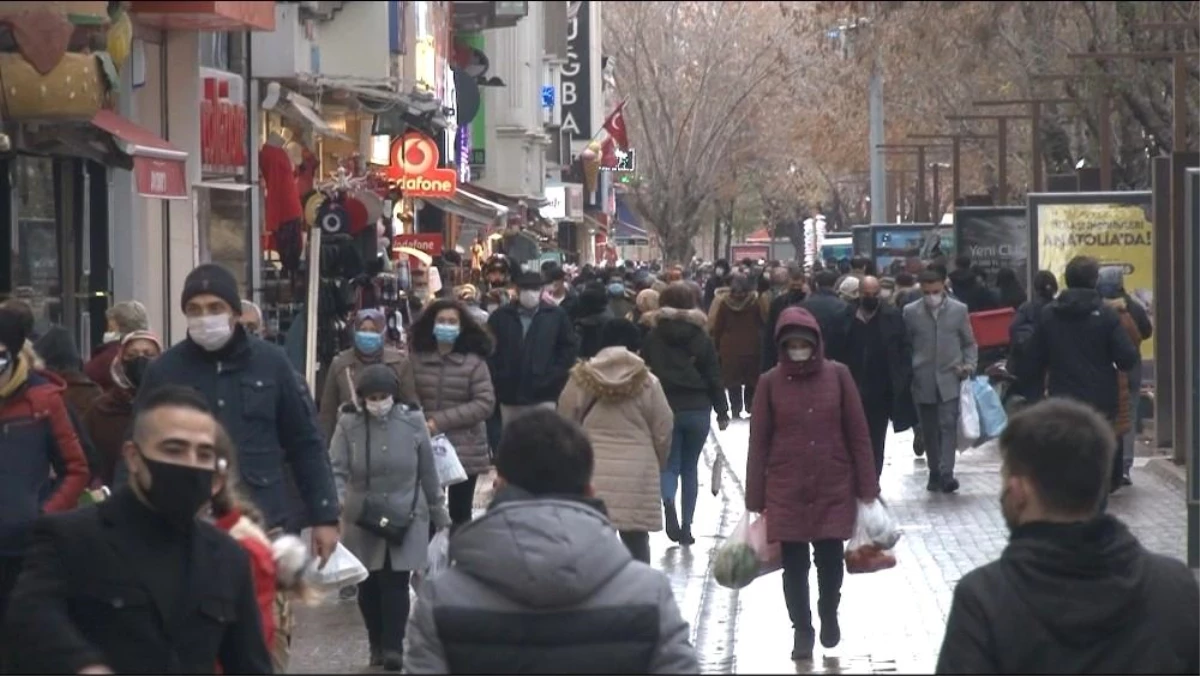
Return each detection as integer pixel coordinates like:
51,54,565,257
402,299,496,529
558,318,674,563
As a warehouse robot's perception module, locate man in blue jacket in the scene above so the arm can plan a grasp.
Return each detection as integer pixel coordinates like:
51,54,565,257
126,263,341,563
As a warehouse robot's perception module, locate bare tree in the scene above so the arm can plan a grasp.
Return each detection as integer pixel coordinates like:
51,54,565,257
604,2,813,263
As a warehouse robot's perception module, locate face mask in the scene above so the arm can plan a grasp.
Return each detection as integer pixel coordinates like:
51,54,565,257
433,324,460,344
924,292,945,308
123,355,152,388
103,331,121,344
365,396,395,418
354,330,384,354
135,451,214,529
860,296,880,311
608,283,625,296
787,347,814,362
519,290,541,309
187,314,234,352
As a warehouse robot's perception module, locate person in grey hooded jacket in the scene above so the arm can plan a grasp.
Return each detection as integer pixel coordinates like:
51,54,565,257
404,409,699,674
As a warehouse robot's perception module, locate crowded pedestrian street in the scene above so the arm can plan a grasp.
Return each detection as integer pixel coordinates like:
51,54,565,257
288,418,1190,674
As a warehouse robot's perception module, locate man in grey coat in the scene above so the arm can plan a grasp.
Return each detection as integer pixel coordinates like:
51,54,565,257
903,268,978,494
404,409,699,674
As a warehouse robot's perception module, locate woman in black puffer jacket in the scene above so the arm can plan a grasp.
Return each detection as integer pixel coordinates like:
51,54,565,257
573,282,614,360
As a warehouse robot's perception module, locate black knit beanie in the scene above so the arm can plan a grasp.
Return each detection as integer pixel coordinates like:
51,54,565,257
181,264,242,315
0,308,28,359
355,363,400,399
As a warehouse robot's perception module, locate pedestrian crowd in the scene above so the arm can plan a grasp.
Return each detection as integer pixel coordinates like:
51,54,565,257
0,247,1191,675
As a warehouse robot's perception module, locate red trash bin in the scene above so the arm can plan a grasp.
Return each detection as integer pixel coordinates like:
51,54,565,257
969,307,1016,349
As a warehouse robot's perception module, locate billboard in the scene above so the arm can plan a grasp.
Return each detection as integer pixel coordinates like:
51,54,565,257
872,224,936,274
1027,191,1154,361
954,207,1029,288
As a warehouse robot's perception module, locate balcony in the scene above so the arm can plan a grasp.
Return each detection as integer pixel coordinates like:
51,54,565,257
452,1,527,32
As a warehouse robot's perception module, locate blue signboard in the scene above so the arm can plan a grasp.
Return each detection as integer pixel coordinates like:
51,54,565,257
541,85,556,110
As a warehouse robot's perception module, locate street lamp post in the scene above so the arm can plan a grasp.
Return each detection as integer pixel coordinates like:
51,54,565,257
908,132,1000,204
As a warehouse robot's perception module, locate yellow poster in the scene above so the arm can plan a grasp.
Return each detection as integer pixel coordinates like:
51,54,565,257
1037,202,1154,360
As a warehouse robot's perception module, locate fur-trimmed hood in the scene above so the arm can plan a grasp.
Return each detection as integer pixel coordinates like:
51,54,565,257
720,289,759,312
569,347,650,401
640,306,708,329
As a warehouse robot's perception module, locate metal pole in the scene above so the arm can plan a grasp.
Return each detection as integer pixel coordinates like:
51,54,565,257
303,227,323,394
931,164,941,221
916,146,927,222
1031,101,1044,193
869,62,886,224
1099,91,1114,190
952,137,961,203
997,118,1009,205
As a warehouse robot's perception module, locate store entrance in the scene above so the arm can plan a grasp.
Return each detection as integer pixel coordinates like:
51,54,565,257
0,155,110,358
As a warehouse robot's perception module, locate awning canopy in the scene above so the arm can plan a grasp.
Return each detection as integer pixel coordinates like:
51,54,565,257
266,85,351,140
91,110,188,200
129,1,276,31
427,188,509,227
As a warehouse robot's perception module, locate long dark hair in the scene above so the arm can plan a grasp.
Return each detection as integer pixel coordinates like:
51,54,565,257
409,298,494,357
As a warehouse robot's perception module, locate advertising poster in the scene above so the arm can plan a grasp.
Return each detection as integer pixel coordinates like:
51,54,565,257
1028,192,1153,361
873,226,932,274
954,207,1029,287
851,225,872,259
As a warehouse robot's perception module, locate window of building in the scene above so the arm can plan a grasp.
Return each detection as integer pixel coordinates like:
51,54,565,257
13,155,64,332
198,31,248,74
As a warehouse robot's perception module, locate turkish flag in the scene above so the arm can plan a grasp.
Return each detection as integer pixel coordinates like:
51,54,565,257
600,137,619,168
602,100,629,150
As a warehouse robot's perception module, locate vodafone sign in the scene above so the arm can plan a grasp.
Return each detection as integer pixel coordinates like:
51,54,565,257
387,131,458,198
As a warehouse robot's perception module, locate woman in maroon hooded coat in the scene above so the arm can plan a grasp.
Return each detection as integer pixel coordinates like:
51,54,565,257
746,306,880,662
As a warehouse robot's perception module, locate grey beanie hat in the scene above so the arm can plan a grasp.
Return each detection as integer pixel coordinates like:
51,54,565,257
355,363,400,399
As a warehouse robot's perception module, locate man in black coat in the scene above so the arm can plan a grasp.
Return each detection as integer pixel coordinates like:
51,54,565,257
843,276,915,478
488,271,578,427
5,385,272,674
937,398,1198,674
1017,256,1139,429
799,270,851,364
760,264,808,373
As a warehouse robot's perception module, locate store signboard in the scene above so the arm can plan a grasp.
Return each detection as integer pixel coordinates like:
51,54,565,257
565,183,584,218
561,0,592,146
954,207,1029,286
388,131,457,197
200,70,247,177
134,156,187,199
395,233,444,257
1028,191,1154,361
543,185,567,219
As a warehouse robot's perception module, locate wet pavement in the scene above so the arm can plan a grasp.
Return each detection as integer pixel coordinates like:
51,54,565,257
286,417,1189,674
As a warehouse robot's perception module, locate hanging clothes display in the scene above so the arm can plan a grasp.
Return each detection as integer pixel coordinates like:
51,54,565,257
261,135,305,276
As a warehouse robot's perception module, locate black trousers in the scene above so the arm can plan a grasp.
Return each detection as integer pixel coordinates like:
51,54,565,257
619,530,650,564
728,384,756,416
781,540,844,635
863,399,891,480
357,552,412,655
0,556,24,674
448,474,480,526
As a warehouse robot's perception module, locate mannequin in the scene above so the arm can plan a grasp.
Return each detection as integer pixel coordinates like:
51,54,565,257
292,129,319,196
261,128,305,274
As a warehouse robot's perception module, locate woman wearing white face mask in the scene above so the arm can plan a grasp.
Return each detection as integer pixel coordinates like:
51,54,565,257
745,306,879,662
330,364,450,671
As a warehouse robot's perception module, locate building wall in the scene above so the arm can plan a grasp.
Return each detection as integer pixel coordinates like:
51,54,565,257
480,2,547,200
318,1,391,80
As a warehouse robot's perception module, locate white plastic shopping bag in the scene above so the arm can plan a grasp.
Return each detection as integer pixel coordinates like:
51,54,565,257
713,512,780,589
431,434,468,486
845,499,900,574
308,543,368,589
957,378,980,451
425,529,451,580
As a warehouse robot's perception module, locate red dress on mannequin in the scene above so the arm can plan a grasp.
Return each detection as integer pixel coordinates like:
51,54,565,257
260,143,303,239
294,145,318,196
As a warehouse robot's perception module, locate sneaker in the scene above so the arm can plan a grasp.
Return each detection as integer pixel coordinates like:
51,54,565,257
679,527,695,546
941,477,960,494
791,629,815,661
663,501,682,542
1121,473,1133,486
382,650,403,672
926,473,942,492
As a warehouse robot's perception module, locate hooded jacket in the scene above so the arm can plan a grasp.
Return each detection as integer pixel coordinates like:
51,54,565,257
557,348,674,532
936,516,1199,674
35,326,103,419
746,308,878,542
403,486,699,674
1018,288,1140,420
574,284,615,360
639,307,728,417
710,290,765,387
948,268,1000,314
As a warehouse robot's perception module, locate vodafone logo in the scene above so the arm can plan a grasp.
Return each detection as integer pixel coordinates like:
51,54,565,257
387,132,458,198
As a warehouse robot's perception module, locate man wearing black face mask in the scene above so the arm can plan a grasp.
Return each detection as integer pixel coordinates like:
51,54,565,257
843,276,914,478
5,385,272,674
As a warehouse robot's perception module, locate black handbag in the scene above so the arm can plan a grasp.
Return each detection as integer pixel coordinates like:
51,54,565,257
354,413,421,544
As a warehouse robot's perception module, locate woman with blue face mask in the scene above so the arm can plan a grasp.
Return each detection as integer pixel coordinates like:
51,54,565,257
400,299,496,529
318,308,419,446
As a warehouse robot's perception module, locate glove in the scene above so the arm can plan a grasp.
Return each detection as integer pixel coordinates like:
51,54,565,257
431,504,452,531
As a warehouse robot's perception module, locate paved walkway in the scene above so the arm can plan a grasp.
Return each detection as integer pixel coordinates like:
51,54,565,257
285,418,1188,674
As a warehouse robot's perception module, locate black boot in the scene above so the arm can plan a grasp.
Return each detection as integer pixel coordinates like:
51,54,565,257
679,525,695,546
663,501,681,542
382,650,403,672
818,594,841,649
369,645,383,667
792,628,815,661
782,549,814,661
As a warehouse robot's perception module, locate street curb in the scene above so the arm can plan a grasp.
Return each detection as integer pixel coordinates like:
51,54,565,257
1144,457,1186,492
690,432,742,675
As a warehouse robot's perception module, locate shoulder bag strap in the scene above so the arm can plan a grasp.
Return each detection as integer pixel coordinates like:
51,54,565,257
409,413,422,517
578,395,601,425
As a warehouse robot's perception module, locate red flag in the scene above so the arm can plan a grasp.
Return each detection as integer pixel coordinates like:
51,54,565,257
602,101,629,150
600,136,619,168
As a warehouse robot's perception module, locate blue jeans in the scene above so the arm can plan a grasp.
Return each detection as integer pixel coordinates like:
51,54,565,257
661,409,711,528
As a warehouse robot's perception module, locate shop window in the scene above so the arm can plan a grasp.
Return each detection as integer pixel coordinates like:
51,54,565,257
195,184,253,296
199,31,248,74
13,156,64,332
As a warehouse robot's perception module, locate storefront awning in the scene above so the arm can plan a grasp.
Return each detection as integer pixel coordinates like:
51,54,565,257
91,110,188,200
265,83,351,141
129,1,276,31
427,188,509,226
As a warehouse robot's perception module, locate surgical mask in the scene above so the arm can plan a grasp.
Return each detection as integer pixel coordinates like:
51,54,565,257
135,450,214,529
519,290,541,309
365,396,395,418
123,356,152,388
103,331,121,344
924,292,945,308
608,282,625,296
354,330,384,354
860,296,880,311
187,314,234,352
788,347,814,362
433,324,460,344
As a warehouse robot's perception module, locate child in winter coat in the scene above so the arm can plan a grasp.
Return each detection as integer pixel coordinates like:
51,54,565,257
211,425,313,673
